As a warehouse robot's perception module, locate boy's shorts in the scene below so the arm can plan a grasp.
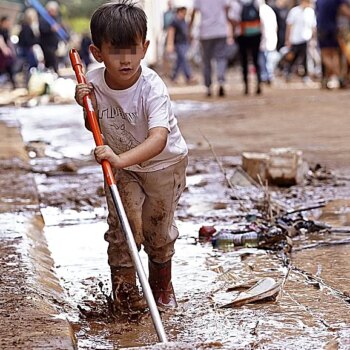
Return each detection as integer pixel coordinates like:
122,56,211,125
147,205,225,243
104,156,188,268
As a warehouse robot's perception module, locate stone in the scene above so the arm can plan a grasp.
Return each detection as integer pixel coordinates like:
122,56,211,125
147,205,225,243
241,152,269,183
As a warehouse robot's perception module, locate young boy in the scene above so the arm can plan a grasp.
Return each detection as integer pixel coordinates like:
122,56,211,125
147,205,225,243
74,0,188,312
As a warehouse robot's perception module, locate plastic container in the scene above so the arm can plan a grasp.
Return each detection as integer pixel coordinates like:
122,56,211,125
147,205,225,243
211,230,259,249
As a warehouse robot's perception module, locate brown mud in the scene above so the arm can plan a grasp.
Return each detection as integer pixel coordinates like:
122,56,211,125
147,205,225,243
0,123,76,349
1,77,350,349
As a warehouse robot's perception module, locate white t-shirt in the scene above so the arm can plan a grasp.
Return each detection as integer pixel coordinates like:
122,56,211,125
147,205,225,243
193,0,230,39
286,5,316,45
86,65,188,173
260,3,277,51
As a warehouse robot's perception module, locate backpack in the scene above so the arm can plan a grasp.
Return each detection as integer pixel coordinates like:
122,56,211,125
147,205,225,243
240,0,261,37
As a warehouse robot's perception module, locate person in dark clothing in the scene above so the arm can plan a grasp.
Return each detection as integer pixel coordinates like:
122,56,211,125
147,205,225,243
272,0,289,51
0,16,16,88
316,0,350,88
230,0,262,95
39,1,62,73
166,6,196,84
79,33,92,68
18,8,39,83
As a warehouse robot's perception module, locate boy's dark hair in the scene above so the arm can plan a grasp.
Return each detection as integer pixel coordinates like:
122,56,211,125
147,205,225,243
90,0,147,49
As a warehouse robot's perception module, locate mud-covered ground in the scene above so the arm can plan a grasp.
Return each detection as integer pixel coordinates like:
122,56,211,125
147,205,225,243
1,75,350,349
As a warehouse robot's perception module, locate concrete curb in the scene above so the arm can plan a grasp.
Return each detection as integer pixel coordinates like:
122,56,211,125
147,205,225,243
0,121,77,349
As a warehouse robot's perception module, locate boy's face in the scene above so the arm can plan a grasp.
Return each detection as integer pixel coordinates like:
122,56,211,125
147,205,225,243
90,39,149,88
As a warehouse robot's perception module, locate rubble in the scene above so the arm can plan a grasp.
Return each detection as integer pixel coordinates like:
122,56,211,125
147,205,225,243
197,158,341,254
242,147,307,186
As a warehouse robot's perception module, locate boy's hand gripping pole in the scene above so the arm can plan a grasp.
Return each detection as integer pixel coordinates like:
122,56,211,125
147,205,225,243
69,49,167,343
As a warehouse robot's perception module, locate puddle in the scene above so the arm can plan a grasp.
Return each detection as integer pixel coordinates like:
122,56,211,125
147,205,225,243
3,103,350,349
293,243,350,298
313,199,350,227
43,210,350,349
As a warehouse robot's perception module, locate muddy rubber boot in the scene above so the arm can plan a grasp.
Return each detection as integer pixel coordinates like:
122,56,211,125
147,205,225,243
111,267,147,312
148,260,178,310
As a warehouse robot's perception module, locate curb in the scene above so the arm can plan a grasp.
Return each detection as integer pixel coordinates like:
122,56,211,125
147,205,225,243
0,120,77,349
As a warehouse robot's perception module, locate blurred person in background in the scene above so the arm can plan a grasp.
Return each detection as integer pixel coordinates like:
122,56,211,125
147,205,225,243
284,0,316,83
161,0,175,77
18,8,40,84
190,0,232,97
272,0,290,52
39,1,63,73
0,16,16,88
259,0,278,85
163,0,175,32
230,0,262,95
336,0,350,87
316,0,350,88
79,32,92,68
166,6,197,84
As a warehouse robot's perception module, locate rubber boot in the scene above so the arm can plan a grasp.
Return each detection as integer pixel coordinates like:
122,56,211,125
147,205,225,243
111,266,147,312
148,259,178,310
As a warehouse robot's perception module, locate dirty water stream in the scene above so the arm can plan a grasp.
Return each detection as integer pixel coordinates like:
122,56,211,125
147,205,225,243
1,104,350,349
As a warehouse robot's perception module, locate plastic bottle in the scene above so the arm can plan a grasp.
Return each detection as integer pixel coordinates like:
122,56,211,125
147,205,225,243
232,231,259,247
211,230,259,249
211,231,235,249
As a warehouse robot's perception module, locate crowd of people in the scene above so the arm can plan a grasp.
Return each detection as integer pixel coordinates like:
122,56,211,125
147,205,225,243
1,0,350,94
0,1,77,89
164,0,350,95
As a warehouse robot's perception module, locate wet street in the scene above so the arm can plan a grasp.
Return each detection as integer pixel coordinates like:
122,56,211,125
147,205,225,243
1,88,350,349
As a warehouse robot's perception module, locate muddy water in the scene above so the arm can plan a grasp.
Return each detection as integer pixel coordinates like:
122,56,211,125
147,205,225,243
3,104,350,349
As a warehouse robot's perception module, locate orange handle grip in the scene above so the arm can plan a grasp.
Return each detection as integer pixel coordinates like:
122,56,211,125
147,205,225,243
69,48,116,186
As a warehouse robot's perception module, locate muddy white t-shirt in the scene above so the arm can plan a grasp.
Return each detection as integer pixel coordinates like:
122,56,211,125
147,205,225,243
86,65,188,172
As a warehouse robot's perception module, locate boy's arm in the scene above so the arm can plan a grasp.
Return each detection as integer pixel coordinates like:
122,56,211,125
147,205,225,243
94,127,168,169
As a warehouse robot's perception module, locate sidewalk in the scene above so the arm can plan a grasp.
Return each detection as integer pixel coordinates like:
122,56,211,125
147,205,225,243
0,120,76,349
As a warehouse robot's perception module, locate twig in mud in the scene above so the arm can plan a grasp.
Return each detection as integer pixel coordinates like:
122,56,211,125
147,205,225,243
257,174,274,223
336,176,350,181
291,265,350,301
276,266,291,302
200,131,248,212
284,291,331,329
329,227,350,234
286,203,326,215
275,258,335,328
293,238,350,252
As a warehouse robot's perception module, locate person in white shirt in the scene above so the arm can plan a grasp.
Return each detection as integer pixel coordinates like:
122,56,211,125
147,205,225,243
259,0,278,84
75,1,188,313
284,0,316,82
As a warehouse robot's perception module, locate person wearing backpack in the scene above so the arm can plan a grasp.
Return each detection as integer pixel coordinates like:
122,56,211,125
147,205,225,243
230,0,262,95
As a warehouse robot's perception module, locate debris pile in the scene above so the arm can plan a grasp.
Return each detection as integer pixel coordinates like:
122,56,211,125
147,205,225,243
199,210,329,252
196,155,342,254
